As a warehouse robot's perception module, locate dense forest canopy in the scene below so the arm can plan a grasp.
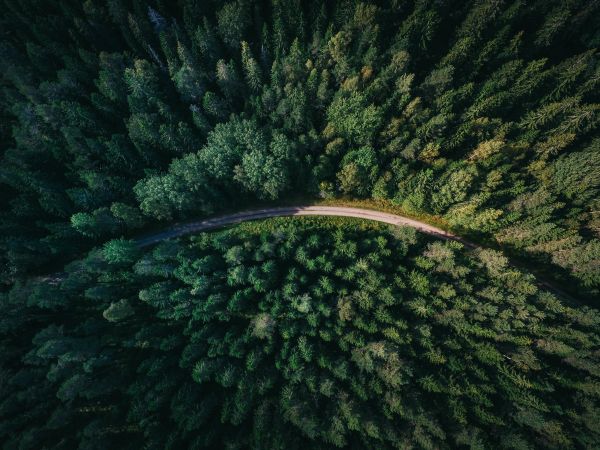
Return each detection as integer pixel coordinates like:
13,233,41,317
1,0,600,448
2,217,600,448
0,0,599,297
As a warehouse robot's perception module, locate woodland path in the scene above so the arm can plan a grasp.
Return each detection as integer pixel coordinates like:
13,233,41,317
133,205,578,303
135,205,471,247
39,205,575,303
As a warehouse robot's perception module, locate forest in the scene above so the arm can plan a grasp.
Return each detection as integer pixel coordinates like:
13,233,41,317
2,218,600,448
0,0,599,448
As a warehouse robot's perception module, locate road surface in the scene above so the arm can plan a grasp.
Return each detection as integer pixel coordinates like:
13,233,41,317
41,205,577,303
133,205,579,303
135,206,474,247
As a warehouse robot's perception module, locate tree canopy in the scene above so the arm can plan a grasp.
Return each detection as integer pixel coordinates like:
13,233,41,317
2,217,599,449
1,0,598,297
1,1,600,447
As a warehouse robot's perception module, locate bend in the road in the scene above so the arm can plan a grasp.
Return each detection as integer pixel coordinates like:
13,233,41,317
134,205,577,304
136,206,465,247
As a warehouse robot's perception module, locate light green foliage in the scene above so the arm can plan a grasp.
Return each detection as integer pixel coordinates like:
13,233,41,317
135,117,300,216
71,209,119,238
336,146,378,196
102,238,140,265
325,92,383,146
241,41,262,92
430,166,477,213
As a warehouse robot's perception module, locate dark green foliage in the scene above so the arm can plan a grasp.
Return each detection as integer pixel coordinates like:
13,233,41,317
1,0,598,295
1,1,600,446
1,218,599,448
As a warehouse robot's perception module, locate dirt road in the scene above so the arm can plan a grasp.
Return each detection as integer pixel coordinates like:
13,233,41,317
133,205,579,303
135,206,473,247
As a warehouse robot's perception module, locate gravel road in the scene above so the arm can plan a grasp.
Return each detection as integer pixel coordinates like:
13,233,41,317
38,205,577,303
133,205,578,303
135,206,473,247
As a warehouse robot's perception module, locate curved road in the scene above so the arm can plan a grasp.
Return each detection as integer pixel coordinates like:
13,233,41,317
134,205,578,303
40,205,575,303
135,206,474,248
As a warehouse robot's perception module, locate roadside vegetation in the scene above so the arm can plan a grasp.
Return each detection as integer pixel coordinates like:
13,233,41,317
1,0,599,298
2,218,599,448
